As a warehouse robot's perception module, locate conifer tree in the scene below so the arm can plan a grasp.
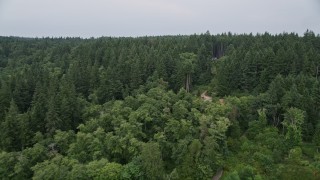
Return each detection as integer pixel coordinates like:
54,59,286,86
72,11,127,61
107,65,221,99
0,99,20,151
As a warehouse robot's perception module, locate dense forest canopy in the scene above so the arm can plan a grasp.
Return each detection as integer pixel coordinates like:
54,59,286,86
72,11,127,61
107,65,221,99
0,31,320,179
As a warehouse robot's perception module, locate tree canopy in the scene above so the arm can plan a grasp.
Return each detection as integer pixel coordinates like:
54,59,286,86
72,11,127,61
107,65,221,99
0,31,320,179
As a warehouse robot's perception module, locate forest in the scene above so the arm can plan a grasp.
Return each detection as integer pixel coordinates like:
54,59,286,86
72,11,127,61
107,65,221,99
0,31,320,179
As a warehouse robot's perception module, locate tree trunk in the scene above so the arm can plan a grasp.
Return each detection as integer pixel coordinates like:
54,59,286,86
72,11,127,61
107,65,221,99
185,74,190,93
316,65,319,79
188,74,190,92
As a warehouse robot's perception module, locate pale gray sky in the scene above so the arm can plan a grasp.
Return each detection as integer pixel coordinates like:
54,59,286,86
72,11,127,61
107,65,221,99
0,0,319,37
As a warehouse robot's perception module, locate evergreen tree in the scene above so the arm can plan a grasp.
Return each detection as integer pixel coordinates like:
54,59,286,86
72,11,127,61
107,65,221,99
58,77,80,130
0,99,20,151
45,96,61,136
179,52,197,92
313,123,320,152
44,78,61,136
30,82,48,133
0,81,11,121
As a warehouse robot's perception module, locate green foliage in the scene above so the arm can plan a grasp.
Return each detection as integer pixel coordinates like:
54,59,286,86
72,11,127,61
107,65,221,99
68,128,107,163
13,143,47,179
86,158,109,179
177,139,203,179
0,32,320,179
313,124,320,151
99,162,123,180
32,155,78,180
141,142,165,179
0,151,18,180
178,52,197,92
0,100,22,151
121,157,144,179
0,81,11,120
68,164,89,180
283,108,305,148
53,130,75,155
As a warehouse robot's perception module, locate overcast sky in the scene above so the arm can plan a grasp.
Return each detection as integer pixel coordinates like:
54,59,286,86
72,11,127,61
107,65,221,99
0,0,319,38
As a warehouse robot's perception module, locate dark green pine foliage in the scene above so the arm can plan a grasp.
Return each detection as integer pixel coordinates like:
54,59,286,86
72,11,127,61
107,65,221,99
129,55,143,90
58,77,81,130
314,123,320,152
12,75,34,113
0,80,11,121
195,44,212,85
30,82,48,133
67,45,91,97
264,75,285,126
45,78,61,136
45,96,61,137
17,112,32,150
241,50,260,91
311,81,320,136
97,66,123,103
0,100,20,151
312,81,320,112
